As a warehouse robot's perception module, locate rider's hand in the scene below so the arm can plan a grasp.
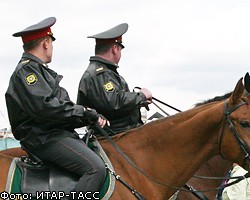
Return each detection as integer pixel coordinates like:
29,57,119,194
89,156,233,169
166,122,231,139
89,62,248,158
140,88,152,111
83,108,109,127
140,88,152,104
83,108,99,122
97,114,110,128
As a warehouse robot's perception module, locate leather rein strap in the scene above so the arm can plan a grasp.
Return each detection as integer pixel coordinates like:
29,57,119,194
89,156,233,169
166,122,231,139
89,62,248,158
95,124,146,200
133,87,182,113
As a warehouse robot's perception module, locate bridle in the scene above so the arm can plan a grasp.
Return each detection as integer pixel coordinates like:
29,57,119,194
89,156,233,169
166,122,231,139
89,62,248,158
218,100,250,169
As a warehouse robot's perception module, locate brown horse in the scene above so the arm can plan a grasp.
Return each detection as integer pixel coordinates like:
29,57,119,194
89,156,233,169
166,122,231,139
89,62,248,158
1,77,250,200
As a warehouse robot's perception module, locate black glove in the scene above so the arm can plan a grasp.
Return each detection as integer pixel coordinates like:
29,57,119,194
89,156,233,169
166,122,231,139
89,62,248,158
82,108,99,125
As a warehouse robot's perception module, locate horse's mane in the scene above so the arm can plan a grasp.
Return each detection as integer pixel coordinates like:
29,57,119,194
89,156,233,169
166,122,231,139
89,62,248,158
154,91,233,124
194,92,232,107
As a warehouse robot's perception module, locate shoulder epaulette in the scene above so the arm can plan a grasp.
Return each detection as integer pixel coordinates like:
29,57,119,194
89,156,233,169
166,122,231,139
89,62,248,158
96,67,104,72
21,60,30,65
96,67,108,75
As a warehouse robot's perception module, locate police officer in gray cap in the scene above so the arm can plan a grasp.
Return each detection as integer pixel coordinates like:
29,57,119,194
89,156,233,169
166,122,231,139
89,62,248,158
77,23,152,135
6,17,108,195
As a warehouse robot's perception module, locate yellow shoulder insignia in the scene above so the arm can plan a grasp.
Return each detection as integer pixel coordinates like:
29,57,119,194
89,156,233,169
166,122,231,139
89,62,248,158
96,67,104,72
25,73,37,85
21,60,30,65
103,81,115,92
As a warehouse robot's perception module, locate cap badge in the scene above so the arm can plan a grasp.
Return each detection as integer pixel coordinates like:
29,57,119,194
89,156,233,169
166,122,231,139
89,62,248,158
26,73,37,85
103,81,115,92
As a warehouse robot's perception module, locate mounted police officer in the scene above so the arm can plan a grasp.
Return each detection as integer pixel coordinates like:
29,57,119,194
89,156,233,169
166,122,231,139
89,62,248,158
77,23,152,135
5,17,108,196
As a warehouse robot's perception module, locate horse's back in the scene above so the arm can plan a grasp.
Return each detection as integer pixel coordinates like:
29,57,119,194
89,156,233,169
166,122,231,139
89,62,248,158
1,147,27,157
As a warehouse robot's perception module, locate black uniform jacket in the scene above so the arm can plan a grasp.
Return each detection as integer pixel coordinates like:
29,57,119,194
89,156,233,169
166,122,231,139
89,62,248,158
5,53,86,149
77,56,146,134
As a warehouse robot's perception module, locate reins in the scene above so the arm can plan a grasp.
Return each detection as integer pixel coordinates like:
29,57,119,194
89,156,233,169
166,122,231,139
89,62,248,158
133,87,182,113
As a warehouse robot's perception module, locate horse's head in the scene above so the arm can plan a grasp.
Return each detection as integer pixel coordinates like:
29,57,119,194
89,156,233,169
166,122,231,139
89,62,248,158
220,73,250,170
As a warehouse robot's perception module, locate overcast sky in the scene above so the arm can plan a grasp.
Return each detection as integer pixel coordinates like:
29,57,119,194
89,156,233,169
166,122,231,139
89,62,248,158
1,0,250,129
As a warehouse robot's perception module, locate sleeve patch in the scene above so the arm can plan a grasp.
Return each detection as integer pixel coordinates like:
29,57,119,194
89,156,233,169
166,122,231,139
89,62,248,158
25,73,37,85
103,81,115,92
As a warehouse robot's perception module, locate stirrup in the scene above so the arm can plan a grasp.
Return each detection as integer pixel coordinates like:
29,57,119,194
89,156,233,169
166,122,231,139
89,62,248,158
21,144,43,165
83,129,96,145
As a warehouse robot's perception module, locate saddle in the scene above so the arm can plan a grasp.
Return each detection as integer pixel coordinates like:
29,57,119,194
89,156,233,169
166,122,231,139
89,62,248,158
14,157,78,199
5,139,115,200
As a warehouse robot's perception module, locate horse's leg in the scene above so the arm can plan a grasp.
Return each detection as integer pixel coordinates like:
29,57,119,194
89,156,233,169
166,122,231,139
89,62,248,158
0,154,13,192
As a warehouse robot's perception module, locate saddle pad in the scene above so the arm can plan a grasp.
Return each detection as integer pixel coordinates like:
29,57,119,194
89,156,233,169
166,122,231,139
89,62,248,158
5,158,20,193
90,140,116,199
5,140,115,200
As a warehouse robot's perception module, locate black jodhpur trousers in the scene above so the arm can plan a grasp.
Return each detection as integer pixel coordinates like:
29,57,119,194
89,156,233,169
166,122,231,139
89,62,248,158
32,137,106,194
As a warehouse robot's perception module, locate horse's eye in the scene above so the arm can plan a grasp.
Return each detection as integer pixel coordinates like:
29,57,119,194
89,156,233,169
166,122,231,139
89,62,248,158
240,121,250,128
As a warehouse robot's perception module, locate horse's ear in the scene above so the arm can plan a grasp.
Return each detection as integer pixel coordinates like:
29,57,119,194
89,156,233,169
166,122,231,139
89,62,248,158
228,77,244,105
244,72,250,93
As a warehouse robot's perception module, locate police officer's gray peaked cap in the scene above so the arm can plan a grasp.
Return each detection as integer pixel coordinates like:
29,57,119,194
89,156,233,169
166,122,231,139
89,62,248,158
87,23,128,48
12,17,56,44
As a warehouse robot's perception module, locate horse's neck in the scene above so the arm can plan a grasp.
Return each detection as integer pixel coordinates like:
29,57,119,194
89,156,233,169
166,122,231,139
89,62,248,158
112,103,223,186
102,102,225,197
136,102,224,160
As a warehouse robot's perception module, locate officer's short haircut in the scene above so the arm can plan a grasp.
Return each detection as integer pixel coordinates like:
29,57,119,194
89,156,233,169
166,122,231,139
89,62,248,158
23,36,51,52
95,43,115,55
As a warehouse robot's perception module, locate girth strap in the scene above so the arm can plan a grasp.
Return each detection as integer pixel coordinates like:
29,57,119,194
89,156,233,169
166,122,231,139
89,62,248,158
184,184,209,200
105,164,146,200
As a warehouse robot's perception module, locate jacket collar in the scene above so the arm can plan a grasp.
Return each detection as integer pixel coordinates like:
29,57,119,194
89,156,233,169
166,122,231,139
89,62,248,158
21,52,63,81
90,56,119,69
22,52,49,68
